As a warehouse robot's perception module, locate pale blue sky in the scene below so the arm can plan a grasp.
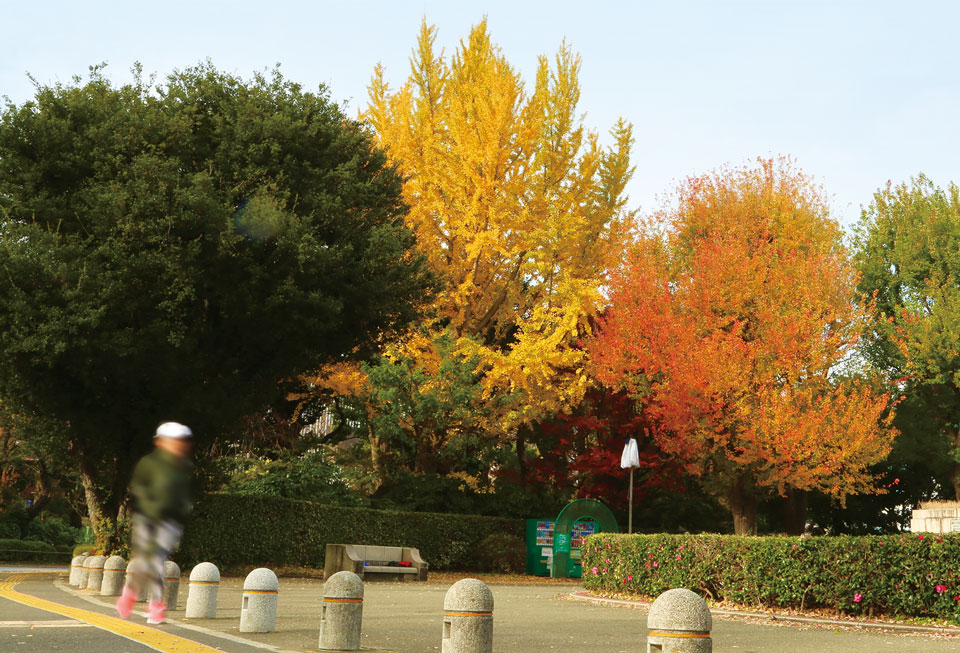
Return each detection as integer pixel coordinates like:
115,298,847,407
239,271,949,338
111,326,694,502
5,1,958,230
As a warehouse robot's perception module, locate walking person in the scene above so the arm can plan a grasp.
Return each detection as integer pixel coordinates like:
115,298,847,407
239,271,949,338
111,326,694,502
116,421,195,624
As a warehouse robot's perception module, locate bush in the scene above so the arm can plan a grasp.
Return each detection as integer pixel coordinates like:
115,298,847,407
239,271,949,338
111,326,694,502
73,544,98,557
475,533,526,573
0,521,20,539
24,514,81,547
211,453,366,507
582,532,960,621
178,493,524,572
0,538,72,563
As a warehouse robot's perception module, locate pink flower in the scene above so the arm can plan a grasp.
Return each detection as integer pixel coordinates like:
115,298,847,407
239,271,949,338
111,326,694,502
679,545,685,550
653,561,658,568
627,574,633,581
954,595,959,602
676,554,682,561
645,562,650,569
936,584,947,594
591,567,598,576
605,558,610,563
853,593,863,603
918,535,924,541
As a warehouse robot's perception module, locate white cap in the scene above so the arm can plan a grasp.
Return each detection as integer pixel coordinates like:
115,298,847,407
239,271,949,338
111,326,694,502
155,422,193,439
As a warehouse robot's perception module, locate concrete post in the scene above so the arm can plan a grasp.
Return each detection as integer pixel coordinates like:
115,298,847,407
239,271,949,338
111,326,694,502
162,560,181,610
69,554,88,586
318,571,363,651
100,555,126,596
78,555,93,589
84,555,107,591
125,558,149,601
239,568,279,633
646,588,712,653
185,562,220,619
442,578,493,653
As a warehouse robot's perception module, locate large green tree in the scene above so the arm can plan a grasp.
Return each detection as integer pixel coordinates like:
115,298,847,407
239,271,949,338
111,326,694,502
0,64,433,536
855,175,960,499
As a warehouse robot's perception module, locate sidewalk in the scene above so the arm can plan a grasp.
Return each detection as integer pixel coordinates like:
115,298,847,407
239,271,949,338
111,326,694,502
49,572,960,652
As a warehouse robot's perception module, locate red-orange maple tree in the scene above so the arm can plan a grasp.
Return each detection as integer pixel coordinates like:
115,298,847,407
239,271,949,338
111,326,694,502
590,158,897,534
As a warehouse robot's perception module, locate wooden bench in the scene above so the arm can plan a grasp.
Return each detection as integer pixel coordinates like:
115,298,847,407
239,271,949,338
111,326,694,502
323,544,429,582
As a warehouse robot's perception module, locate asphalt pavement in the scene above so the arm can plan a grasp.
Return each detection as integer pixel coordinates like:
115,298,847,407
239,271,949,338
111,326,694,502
2,568,960,652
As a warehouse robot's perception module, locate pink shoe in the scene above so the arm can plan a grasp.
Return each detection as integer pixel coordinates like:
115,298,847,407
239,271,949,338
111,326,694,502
116,587,136,618
146,600,166,625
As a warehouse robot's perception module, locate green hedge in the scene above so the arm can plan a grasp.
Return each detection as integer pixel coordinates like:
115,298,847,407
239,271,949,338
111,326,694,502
178,493,523,572
582,532,960,621
0,538,73,563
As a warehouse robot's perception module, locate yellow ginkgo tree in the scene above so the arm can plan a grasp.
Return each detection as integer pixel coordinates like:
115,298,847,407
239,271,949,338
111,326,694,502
302,19,635,488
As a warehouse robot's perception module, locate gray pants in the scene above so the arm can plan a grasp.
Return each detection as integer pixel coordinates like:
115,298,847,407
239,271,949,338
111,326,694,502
128,513,182,602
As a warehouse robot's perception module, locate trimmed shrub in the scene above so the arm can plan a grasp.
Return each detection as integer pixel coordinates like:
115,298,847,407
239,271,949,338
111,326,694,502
582,532,960,621
0,538,72,563
178,493,523,572
475,533,526,573
73,544,98,557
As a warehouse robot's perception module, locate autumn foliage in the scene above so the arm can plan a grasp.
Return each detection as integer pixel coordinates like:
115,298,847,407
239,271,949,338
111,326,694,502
590,158,897,534
364,19,635,429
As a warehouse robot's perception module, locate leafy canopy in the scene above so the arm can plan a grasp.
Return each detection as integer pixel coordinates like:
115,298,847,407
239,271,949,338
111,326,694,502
0,63,433,470
363,20,635,430
591,158,896,532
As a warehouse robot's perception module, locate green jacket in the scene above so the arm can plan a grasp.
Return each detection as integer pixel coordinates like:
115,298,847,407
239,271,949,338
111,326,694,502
129,449,194,523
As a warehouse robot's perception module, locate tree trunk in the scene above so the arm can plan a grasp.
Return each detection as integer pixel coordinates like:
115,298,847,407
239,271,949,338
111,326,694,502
368,426,385,490
515,426,528,488
782,488,808,535
728,475,758,535
78,458,105,530
952,461,960,502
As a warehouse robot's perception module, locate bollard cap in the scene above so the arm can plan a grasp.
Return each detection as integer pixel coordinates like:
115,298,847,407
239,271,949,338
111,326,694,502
71,555,85,566
189,562,221,583
243,567,278,592
444,578,493,613
86,555,107,569
105,555,126,570
126,557,149,575
647,588,712,633
323,570,363,599
163,560,181,577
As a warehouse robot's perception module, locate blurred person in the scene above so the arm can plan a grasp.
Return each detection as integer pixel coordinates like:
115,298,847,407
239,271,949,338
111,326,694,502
116,421,194,624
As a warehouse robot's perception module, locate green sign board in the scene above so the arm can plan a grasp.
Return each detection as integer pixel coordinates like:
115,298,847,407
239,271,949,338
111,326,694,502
554,532,571,554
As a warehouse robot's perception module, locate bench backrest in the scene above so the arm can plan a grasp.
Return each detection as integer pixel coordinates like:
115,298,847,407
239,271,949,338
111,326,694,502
354,545,404,563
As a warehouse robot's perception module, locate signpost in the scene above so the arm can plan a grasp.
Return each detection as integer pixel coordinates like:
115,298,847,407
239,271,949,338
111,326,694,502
620,437,641,534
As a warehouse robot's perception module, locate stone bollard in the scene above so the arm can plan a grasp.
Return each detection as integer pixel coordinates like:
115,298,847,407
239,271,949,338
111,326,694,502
239,568,279,633
163,561,181,610
100,556,126,596
442,578,493,653
69,554,88,586
318,571,363,651
79,555,95,589
646,588,712,653
125,558,149,601
84,555,107,591
185,562,220,619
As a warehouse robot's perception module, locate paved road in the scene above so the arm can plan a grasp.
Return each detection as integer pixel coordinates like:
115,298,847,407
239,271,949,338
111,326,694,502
3,569,960,652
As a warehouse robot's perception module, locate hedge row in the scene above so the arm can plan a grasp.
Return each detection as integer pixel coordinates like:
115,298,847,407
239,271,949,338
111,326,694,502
582,532,960,621
178,493,524,572
0,539,73,563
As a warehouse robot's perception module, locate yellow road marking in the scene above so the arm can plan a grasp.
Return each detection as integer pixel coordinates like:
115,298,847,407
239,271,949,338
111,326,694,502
0,574,222,652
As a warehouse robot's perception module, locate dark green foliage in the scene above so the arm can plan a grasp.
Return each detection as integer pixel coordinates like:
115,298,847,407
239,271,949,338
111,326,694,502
177,493,523,572
583,532,960,621
475,533,526,573
23,513,81,547
0,63,434,526
0,538,71,563
212,452,365,507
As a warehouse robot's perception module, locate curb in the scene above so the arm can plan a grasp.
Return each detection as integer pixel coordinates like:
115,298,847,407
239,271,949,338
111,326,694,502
569,591,960,636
